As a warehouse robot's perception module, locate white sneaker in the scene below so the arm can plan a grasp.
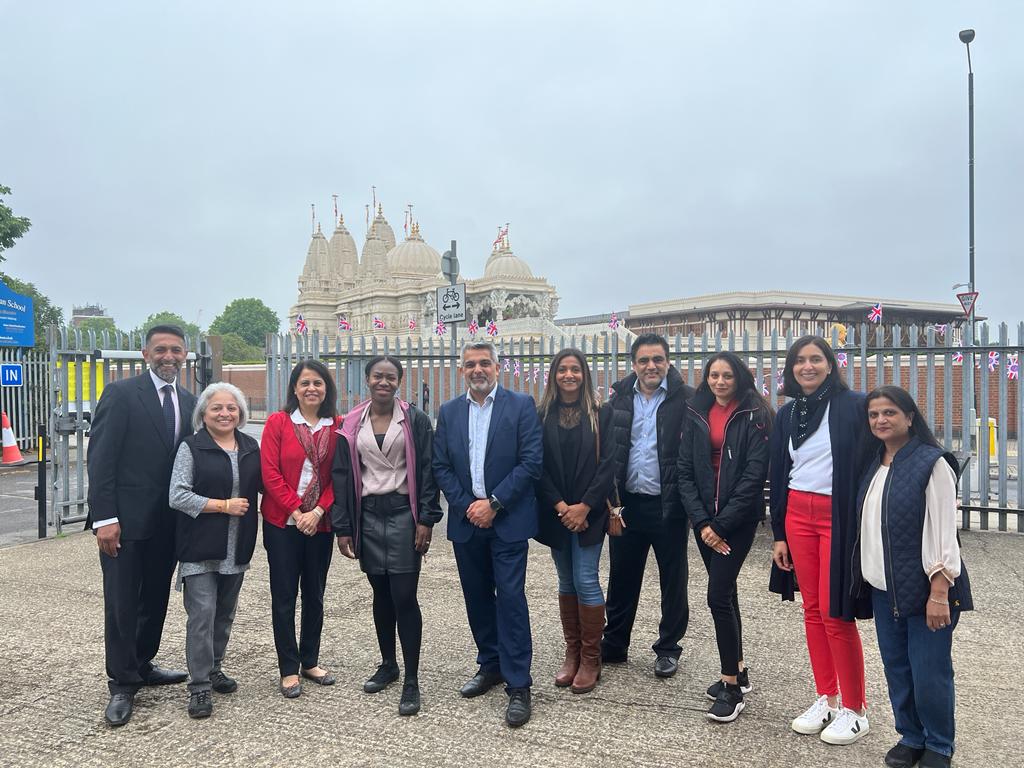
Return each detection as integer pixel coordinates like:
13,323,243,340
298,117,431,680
791,695,839,734
820,707,870,745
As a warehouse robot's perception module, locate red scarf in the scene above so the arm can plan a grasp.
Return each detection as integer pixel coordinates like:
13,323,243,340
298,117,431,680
291,420,331,512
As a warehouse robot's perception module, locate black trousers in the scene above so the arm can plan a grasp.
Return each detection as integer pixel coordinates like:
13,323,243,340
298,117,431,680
603,493,689,659
263,523,334,677
695,520,758,677
100,532,177,694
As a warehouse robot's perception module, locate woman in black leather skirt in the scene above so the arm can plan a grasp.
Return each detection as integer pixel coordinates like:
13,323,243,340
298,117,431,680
332,356,441,716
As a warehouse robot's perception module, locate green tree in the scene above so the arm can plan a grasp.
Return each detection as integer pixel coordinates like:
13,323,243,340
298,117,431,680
75,316,119,336
0,184,32,263
135,311,201,341
220,332,264,363
0,271,63,350
209,298,279,347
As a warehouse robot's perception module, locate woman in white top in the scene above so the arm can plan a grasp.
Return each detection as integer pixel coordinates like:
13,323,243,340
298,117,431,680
852,386,972,768
768,335,871,745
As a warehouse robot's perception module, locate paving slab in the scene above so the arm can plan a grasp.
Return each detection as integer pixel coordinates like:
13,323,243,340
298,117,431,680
0,522,1018,767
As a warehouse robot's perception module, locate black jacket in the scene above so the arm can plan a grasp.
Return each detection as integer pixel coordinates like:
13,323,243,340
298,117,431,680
677,389,771,537
608,365,695,522
851,439,973,618
174,428,261,565
536,403,616,549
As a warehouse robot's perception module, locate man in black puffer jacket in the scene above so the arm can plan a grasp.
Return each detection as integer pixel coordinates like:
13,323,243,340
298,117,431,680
602,333,696,677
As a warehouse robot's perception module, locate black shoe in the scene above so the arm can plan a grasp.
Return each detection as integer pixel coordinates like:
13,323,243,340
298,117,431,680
301,668,336,686
459,669,504,698
279,679,302,699
706,668,751,700
188,689,213,719
363,661,400,693
885,743,926,768
399,679,421,716
654,656,678,678
600,644,628,664
505,687,531,728
706,684,744,723
143,664,188,686
918,749,951,768
210,670,238,694
104,692,135,727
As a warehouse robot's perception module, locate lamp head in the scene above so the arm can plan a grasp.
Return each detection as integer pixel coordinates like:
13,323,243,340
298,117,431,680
959,29,975,44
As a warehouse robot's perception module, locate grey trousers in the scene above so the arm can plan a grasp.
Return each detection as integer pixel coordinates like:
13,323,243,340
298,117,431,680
183,571,244,692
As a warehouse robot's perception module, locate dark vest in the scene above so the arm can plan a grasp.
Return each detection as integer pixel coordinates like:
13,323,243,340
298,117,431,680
854,438,973,618
175,428,261,565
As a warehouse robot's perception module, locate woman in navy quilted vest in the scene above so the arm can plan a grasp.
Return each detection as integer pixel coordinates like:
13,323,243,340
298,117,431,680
852,386,972,768
769,335,870,746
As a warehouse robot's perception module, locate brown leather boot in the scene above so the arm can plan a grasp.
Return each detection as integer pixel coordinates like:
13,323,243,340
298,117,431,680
572,602,604,693
555,594,581,687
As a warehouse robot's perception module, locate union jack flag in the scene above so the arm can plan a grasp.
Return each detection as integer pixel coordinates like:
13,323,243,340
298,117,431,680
434,320,446,336
868,303,883,324
1008,354,1019,380
932,324,948,337
543,371,548,386
608,312,620,330
337,316,350,331
492,225,508,248
532,366,540,382
761,378,770,397
513,360,521,378
776,368,785,393
952,350,964,364
408,317,417,331
836,352,848,368
468,319,479,336
486,320,498,337
502,358,510,372
988,350,1000,372
373,316,385,330
295,314,307,334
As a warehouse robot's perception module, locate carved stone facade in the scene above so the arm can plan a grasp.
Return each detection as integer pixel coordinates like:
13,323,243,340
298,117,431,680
289,205,559,339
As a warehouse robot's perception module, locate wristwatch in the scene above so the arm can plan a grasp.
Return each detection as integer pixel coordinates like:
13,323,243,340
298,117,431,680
488,495,504,513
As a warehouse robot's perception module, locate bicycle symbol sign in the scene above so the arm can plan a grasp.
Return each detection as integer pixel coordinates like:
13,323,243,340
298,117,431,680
436,283,467,324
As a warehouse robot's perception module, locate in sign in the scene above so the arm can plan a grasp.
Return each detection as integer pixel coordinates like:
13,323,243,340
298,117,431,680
1,363,23,387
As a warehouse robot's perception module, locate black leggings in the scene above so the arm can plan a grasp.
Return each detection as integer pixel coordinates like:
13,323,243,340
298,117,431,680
695,520,758,677
366,572,422,679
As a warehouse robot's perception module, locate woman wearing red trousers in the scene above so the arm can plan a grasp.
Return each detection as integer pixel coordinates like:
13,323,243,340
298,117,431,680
769,335,872,746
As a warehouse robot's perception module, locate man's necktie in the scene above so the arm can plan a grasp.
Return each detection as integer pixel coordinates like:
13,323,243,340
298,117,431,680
161,384,176,442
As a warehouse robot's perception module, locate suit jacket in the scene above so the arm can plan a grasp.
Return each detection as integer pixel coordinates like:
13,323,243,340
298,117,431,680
432,386,543,544
87,372,197,541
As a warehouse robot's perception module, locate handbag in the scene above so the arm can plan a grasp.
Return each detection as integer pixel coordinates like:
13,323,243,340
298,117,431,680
595,416,626,536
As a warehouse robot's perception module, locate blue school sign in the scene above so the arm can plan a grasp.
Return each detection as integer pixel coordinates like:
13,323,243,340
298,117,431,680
0,280,35,347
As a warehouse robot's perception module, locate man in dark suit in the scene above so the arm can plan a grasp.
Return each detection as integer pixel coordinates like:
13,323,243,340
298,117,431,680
432,341,543,728
87,325,197,726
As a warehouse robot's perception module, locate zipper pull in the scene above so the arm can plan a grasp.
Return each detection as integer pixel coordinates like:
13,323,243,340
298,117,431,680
727,448,732,460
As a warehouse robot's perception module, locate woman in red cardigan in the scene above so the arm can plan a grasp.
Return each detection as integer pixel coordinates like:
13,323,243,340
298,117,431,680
260,359,341,698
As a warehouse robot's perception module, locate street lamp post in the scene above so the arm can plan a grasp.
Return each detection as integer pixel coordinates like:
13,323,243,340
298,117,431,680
960,28,976,332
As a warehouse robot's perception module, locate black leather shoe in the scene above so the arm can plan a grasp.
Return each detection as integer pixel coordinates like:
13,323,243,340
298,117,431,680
187,689,213,719
918,749,951,768
399,678,421,716
654,656,678,678
601,645,628,664
885,743,926,768
505,687,531,728
280,679,302,698
363,662,400,693
301,668,336,686
210,670,238,694
459,669,504,698
143,664,188,686
104,692,135,726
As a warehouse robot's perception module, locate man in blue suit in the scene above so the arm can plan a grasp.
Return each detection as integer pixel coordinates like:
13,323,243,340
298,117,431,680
433,341,543,728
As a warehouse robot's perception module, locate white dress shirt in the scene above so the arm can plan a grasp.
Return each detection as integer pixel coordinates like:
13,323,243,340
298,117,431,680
467,384,498,500
287,409,335,525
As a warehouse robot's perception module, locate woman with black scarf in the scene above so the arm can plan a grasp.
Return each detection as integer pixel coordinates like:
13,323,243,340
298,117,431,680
768,335,871,747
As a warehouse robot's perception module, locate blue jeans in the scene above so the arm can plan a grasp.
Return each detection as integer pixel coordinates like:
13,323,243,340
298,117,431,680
550,535,604,606
872,588,959,757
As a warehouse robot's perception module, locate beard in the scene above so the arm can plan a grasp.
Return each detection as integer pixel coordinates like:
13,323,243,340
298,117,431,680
151,362,180,383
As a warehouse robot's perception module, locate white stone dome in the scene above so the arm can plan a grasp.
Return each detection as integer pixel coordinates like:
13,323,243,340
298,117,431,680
368,204,396,252
484,242,533,279
387,223,441,276
328,216,358,278
361,233,389,278
302,225,330,276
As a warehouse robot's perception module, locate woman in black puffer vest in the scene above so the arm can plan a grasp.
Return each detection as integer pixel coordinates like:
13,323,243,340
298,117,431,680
852,386,972,768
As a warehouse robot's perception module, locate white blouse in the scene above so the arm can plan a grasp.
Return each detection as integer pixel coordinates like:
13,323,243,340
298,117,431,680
287,410,335,525
860,458,962,591
788,404,833,496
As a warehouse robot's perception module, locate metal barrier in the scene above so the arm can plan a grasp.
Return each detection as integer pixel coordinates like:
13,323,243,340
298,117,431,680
0,346,48,452
268,322,1022,532
47,327,210,533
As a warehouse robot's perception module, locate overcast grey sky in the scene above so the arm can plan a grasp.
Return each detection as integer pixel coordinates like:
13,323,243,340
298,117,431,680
2,1,1020,333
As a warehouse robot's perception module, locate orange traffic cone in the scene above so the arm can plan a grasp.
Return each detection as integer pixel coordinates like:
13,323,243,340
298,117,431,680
1,411,26,464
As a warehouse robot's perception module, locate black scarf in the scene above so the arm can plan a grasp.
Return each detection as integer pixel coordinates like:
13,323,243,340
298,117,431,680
790,382,834,449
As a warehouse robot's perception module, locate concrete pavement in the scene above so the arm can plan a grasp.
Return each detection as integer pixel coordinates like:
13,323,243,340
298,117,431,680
0,519,1019,767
